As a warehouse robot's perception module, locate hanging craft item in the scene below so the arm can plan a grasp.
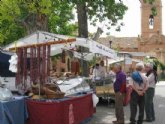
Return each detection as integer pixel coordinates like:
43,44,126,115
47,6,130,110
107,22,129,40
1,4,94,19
47,45,51,77
30,47,34,84
42,45,46,84
14,38,76,97
16,48,23,85
23,47,27,88
61,50,66,63
33,46,37,83
37,46,41,83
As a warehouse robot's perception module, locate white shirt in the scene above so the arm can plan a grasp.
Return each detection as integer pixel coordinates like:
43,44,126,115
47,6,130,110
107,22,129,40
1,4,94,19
92,66,106,80
147,73,156,88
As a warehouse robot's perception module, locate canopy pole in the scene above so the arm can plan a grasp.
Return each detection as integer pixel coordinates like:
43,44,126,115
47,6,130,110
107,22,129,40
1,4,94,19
106,56,108,72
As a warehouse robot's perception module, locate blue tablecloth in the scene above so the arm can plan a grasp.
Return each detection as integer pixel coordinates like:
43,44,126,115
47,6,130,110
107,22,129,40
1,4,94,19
0,98,28,124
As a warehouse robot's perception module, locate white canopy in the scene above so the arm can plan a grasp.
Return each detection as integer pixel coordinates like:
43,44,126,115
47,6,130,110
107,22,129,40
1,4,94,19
3,31,118,60
107,58,142,65
118,51,148,57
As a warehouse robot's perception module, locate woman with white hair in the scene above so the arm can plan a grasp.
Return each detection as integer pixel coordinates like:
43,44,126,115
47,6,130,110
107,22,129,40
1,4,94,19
129,63,149,124
144,63,157,122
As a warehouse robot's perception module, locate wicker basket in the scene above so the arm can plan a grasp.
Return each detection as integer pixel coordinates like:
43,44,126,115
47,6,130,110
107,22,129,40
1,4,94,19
46,92,65,99
32,87,45,95
45,88,65,99
44,84,58,91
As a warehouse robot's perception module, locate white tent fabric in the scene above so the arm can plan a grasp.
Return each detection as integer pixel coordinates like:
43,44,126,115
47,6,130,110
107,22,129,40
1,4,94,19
108,58,142,65
89,40,117,59
118,52,148,57
4,31,73,50
73,52,95,61
3,31,118,60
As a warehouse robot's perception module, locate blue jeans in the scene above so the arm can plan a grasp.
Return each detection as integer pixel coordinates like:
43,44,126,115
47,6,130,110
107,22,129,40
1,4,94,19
145,88,155,120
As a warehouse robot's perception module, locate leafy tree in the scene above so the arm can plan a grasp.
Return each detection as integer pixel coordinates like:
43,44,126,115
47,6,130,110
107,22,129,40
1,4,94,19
72,0,128,38
66,0,156,39
0,0,76,46
64,0,128,76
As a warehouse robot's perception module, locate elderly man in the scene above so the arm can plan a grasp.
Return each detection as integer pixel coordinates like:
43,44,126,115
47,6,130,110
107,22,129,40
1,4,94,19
129,63,148,124
113,64,126,124
145,63,157,122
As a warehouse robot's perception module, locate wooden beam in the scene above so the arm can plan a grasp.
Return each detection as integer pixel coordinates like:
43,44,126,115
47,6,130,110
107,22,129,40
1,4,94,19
9,38,76,51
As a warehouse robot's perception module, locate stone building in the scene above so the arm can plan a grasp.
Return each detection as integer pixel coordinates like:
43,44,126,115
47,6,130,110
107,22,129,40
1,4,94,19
98,0,165,63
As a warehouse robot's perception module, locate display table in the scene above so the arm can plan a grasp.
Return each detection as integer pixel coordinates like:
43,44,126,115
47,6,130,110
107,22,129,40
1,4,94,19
0,98,28,124
26,93,95,124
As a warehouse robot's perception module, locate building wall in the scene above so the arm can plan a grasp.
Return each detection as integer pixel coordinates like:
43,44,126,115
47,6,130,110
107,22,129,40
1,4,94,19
141,0,162,38
99,0,165,63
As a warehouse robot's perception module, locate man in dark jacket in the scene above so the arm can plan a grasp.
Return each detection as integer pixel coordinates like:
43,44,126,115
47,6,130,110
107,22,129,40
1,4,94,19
113,64,126,124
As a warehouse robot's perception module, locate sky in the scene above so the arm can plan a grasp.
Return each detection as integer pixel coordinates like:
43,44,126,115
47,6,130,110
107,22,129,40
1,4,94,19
87,0,165,37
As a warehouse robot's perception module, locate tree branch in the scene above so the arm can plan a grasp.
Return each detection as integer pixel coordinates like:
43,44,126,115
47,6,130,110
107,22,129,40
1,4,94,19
139,0,143,3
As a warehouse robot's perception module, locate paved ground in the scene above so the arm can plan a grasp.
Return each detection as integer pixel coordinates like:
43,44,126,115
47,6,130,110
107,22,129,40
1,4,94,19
88,81,165,124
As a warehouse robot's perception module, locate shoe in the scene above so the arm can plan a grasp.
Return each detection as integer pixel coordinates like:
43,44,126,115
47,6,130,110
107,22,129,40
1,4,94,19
129,120,136,124
144,119,153,122
113,120,124,124
152,117,156,121
113,120,118,124
137,120,143,124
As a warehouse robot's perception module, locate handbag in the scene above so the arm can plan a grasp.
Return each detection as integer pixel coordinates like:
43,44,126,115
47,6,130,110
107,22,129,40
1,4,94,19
123,85,133,106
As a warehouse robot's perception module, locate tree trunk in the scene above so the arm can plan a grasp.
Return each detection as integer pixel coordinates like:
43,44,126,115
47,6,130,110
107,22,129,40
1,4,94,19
77,2,89,77
23,13,49,35
77,2,88,38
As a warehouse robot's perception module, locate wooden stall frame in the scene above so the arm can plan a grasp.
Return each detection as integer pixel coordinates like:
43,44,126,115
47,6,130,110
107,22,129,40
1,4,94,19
9,38,76,51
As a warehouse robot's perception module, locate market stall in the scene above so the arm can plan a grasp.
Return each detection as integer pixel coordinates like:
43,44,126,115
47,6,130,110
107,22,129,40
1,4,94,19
3,31,100,124
4,31,118,98
1,31,122,124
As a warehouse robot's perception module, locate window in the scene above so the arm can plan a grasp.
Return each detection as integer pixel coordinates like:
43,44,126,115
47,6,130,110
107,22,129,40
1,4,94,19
149,15,154,29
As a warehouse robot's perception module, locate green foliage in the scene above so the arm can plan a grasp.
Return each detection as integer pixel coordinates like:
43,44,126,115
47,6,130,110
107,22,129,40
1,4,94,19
0,0,77,46
143,0,157,16
0,0,157,46
61,0,128,35
145,57,165,71
87,0,127,33
143,0,156,4
88,0,128,32
159,62,165,71
48,2,77,35
89,56,97,67
151,6,157,16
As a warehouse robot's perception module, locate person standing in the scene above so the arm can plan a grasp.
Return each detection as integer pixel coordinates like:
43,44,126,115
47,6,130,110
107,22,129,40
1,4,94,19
129,63,148,124
109,66,116,82
145,63,157,122
99,60,106,79
113,64,126,124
